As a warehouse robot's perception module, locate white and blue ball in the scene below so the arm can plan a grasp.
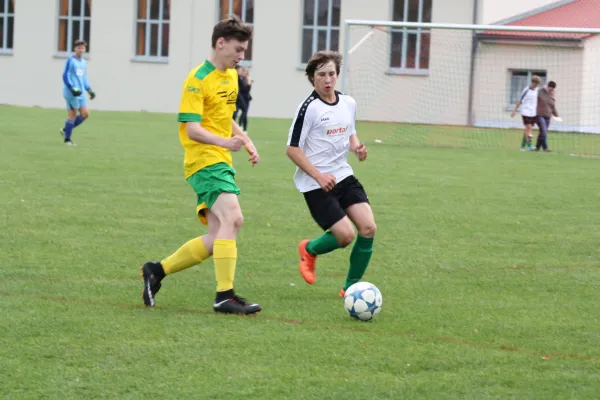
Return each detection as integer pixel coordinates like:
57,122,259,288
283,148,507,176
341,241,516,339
343,282,382,321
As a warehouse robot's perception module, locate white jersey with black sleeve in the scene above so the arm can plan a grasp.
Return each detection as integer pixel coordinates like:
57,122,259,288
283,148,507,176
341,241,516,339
519,86,539,117
287,90,357,193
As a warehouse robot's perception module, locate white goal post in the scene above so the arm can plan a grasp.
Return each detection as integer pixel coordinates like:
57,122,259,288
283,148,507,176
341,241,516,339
340,20,600,146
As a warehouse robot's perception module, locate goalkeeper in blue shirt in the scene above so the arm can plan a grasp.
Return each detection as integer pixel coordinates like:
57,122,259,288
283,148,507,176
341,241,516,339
60,39,96,145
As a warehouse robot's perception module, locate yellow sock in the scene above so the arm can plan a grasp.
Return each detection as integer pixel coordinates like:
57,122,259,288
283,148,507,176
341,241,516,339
161,237,210,275
213,239,237,292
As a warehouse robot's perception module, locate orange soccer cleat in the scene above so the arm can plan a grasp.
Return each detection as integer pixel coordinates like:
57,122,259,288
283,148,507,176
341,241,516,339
298,239,317,284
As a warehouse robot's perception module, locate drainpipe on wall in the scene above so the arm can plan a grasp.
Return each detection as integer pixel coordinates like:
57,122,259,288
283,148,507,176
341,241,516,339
467,0,480,126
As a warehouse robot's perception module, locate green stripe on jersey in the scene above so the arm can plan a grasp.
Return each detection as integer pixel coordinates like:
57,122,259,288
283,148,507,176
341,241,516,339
194,61,216,81
178,113,202,122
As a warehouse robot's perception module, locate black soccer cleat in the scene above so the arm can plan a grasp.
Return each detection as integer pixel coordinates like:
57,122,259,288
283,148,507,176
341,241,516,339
140,261,165,307
213,295,262,315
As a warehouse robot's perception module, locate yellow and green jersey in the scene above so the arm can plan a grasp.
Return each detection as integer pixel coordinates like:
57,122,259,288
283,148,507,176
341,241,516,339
178,60,238,178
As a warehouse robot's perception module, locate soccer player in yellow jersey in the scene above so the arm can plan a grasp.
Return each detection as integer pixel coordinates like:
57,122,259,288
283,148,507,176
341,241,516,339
140,16,261,315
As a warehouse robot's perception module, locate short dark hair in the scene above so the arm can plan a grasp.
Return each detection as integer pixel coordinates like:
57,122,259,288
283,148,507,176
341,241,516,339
548,81,557,88
305,50,343,85
211,15,253,48
74,39,87,48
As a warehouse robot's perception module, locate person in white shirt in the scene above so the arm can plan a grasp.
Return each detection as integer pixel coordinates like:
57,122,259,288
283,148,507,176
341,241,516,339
511,75,541,151
286,50,376,297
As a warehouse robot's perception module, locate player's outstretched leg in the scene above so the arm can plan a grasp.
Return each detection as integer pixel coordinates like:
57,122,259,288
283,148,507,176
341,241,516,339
73,107,90,131
520,132,528,151
61,102,78,145
140,261,165,307
209,193,261,315
61,119,76,145
340,203,376,297
298,231,342,284
140,236,212,307
298,239,316,284
525,124,535,151
299,216,355,284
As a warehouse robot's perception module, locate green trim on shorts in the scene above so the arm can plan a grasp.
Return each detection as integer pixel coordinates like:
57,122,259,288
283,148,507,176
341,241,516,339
187,162,240,211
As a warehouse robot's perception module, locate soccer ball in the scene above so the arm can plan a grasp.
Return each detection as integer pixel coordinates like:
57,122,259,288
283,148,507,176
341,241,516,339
343,282,382,321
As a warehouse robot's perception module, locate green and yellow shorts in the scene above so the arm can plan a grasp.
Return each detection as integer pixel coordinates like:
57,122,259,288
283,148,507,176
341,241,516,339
187,162,240,225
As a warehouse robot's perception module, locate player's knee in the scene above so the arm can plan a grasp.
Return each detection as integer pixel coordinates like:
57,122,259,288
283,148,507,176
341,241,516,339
336,229,355,248
358,222,377,238
80,110,90,119
233,214,244,231
222,212,244,232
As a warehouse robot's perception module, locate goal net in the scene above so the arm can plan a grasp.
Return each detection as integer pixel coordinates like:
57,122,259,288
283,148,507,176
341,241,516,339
342,21,600,156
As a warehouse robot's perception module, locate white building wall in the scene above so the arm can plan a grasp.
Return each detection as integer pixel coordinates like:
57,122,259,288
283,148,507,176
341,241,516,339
1,0,586,126
0,0,216,114
472,40,586,132
250,0,407,120
88,0,216,114
580,34,600,130
344,0,475,125
248,0,308,120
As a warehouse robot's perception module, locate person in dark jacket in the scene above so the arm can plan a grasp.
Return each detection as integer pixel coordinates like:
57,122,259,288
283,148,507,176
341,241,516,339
234,66,252,132
535,81,559,152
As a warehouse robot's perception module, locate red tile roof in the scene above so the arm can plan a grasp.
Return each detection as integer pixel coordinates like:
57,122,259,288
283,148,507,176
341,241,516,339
481,0,600,40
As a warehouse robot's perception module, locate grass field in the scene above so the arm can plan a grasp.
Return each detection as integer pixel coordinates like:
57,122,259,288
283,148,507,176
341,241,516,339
1,105,600,399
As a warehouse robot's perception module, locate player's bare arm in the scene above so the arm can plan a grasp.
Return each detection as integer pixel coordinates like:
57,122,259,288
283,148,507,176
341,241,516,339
286,146,336,191
511,100,521,118
186,122,246,151
349,135,367,162
232,119,260,166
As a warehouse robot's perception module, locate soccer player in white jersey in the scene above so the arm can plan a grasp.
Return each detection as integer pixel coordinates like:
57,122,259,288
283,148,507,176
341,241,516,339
511,75,541,151
286,50,376,297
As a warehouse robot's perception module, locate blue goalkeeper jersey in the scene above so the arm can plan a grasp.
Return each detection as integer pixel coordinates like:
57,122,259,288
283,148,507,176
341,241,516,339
62,55,91,96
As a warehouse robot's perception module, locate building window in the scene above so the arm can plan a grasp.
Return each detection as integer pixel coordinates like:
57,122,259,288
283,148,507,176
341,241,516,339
301,0,341,64
390,0,432,71
219,0,254,62
136,0,170,59
58,0,92,53
508,70,547,105
0,0,14,53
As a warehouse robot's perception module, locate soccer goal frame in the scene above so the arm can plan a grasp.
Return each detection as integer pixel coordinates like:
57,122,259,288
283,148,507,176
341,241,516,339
341,20,600,92
341,20,600,130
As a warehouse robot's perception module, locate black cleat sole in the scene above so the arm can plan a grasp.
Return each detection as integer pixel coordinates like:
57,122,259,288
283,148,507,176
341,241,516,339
141,263,162,307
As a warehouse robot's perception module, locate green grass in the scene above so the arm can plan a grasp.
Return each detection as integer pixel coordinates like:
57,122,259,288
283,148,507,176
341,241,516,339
1,105,600,399
358,120,600,156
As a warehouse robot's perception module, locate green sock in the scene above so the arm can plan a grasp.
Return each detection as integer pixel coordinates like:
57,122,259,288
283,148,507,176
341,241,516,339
344,236,374,290
521,135,527,148
306,231,340,256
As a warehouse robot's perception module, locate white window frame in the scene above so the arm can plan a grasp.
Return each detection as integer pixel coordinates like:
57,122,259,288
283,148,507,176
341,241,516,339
218,0,254,66
389,0,431,75
300,0,341,66
0,0,14,54
506,69,547,109
56,0,91,56
134,0,170,63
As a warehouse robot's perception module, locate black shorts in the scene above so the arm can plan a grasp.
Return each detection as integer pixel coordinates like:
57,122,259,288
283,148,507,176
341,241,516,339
522,116,537,126
302,175,369,231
